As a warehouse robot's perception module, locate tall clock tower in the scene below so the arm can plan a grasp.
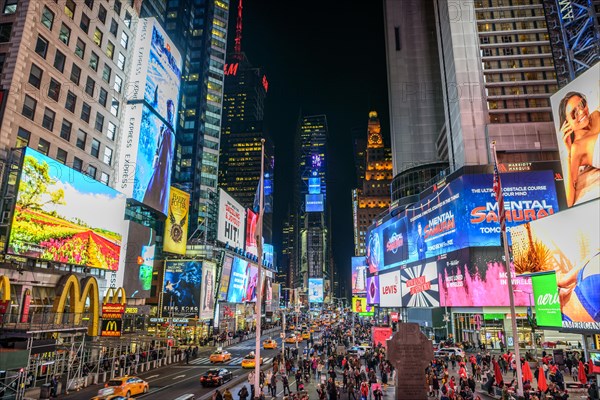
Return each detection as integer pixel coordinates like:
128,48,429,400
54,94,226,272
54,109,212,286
367,111,384,149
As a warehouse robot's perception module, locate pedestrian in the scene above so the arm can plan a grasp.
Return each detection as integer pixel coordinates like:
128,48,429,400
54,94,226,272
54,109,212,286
50,375,59,398
360,381,369,400
213,389,223,400
238,385,249,400
223,388,233,400
270,373,277,397
282,374,292,396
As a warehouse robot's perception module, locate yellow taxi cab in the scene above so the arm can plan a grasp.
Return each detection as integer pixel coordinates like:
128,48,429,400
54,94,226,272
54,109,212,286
90,387,127,400
301,331,311,340
209,349,232,363
311,324,320,332
103,376,148,398
263,339,277,349
241,353,263,369
284,334,301,344
287,324,296,331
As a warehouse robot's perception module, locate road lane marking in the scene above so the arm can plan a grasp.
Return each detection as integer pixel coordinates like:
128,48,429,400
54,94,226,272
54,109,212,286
146,375,160,379
173,375,186,380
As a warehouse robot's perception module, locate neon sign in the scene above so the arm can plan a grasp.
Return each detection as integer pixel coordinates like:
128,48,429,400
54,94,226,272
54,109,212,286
262,75,269,92
224,63,239,76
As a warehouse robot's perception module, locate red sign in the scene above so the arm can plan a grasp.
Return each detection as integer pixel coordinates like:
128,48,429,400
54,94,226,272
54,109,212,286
224,63,239,76
0,300,10,314
390,312,399,323
372,327,393,348
20,292,31,323
102,303,125,320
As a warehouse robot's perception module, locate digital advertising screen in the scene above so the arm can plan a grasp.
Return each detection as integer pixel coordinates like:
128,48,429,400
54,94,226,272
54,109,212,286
122,222,156,298
217,189,246,249
437,247,532,307
366,219,386,274
382,216,409,266
372,327,393,348
200,261,216,319
400,260,439,307
308,278,324,303
245,208,258,257
263,243,274,266
308,177,321,194
379,270,401,308
352,297,367,313
162,260,202,317
531,272,562,328
8,148,126,270
218,255,233,301
351,256,367,294
306,194,324,212
511,201,600,331
550,63,600,208
163,187,190,255
226,256,248,303
243,264,259,303
366,275,380,305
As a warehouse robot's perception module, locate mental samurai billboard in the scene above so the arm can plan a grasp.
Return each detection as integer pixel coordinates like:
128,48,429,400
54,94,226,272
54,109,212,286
8,148,126,270
549,63,600,208
511,201,600,331
162,260,202,316
119,17,182,215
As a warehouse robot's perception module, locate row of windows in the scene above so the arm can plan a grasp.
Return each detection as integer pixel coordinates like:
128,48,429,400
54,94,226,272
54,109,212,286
489,112,552,123
16,127,110,184
486,84,557,96
478,20,547,32
483,58,553,70
481,46,552,57
484,71,556,83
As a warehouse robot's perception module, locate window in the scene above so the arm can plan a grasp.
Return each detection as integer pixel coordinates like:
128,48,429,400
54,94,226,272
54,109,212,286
80,102,91,122
21,95,36,120
94,112,104,132
120,31,128,48
86,164,97,179
117,53,125,70
98,88,107,107
85,76,95,97
105,41,114,59
53,50,66,72
73,157,83,171
47,79,61,101
0,53,5,74
0,22,11,42
124,12,131,28
59,23,71,45
56,148,67,164
70,64,81,84
3,0,17,14
93,28,103,46
109,19,118,36
110,97,119,116
91,138,100,157
38,138,50,156
100,172,109,185
102,64,111,83
80,13,90,33
76,129,87,149
35,35,49,58
113,0,121,15
16,128,30,147
28,64,43,88
107,121,116,140
103,147,113,165
65,91,76,112
75,38,86,59
113,75,122,93
89,51,99,71
64,0,76,19
98,4,106,23
84,0,93,10
41,7,54,30
60,119,72,140
42,107,55,131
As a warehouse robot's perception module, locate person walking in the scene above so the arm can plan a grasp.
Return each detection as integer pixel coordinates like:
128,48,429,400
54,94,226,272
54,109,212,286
282,374,292,396
223,388,233,400
238,385,249,400
213,389,223,400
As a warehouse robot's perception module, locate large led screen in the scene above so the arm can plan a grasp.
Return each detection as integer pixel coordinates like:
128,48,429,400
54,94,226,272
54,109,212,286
8,148,126,270
226,257,258,303
511,201,600,331
263,243,274,265
163,187,189,255
309,278,324,303
366,170,559,274
245,208,258,257
550,63,600,208
123,221,156,298
306,194,324,212
400,260,439,307
200,261,216,319
438,248,532,307
217,189,246,249
162,260,202,317
531,272,562,328
379,270,401,307
366,275,380,305
352,297,367,313
351,256,367,294
217,255,233,301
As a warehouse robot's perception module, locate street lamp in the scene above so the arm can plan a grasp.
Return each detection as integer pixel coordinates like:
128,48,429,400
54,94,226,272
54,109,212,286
514,289,537,358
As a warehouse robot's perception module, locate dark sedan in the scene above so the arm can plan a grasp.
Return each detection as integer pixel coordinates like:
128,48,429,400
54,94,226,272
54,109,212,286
200,368,233,387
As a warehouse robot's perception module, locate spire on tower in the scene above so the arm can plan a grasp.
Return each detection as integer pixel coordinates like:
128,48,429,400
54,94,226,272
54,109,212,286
234,0,243,55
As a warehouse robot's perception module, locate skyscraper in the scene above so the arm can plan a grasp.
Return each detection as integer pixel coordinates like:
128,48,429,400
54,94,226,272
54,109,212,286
352,112,393,256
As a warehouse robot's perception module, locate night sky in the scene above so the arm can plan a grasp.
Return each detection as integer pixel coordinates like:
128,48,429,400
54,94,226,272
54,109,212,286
229,1,390,295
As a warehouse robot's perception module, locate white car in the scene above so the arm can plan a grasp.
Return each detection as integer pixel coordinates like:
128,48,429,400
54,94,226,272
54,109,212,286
347,346,368,357
437,347,464,358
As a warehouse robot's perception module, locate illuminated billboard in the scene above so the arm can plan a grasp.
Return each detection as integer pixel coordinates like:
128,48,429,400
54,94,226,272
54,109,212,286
400,260,439,307
305,194,324,212
200,261,216,320
8,148,126,270
123,222,156,298
119,18,181,215
308,177,321,194
366,275,379,305
163,187,189,255
511,200,600,331
309,278,324,303
352,297,367,313
217,255,233,301
245,208,260,257
549,63,600,207
263,243,274,265
366,170,559,274
379,270,401,307
226,257,258,303
217,189,246,249
351,256,367,294
531,272,562,328
162,260,202,317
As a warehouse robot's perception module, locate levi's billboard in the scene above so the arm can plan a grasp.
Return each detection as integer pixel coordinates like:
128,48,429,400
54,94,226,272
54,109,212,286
366,170,559,274
378,270,401,307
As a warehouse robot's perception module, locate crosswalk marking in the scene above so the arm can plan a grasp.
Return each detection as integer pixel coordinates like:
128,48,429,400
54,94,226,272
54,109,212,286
187,356,272,366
